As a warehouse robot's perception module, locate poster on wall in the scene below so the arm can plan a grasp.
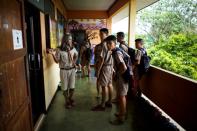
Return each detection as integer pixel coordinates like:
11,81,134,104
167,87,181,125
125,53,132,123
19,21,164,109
68,19,107,31
50,19,57,49
57,23,64,46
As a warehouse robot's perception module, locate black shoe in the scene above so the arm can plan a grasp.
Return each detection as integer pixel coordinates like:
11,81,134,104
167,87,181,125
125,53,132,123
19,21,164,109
110,119,124,125
91,105,105,111
105,102,112,108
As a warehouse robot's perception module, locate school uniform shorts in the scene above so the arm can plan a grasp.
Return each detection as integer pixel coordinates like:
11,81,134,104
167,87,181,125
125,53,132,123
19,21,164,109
60,69,76,91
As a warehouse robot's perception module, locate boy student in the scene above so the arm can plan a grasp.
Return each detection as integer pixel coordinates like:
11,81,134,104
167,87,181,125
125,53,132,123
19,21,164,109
117,32,128,53
80,39,91,77
105,35,130,125
49,33,78,109
134,38,150,96
92,28,113,111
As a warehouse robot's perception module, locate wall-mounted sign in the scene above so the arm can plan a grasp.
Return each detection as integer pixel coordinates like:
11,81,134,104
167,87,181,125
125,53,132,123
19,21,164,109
12,29,23,50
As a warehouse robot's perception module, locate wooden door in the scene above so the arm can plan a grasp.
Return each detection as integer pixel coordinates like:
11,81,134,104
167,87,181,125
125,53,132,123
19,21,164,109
0,0,33,131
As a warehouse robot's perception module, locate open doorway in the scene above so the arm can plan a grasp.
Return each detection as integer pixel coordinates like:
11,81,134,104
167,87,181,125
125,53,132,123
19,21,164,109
24,2,46,126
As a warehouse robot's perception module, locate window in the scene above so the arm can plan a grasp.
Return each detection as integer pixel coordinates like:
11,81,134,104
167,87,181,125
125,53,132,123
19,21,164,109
136,0,197,81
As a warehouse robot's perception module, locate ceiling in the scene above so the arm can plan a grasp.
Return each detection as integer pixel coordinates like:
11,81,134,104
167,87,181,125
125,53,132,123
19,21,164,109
63,0,159,11
63,0,116,11
136,0,159,11
112,0,158,24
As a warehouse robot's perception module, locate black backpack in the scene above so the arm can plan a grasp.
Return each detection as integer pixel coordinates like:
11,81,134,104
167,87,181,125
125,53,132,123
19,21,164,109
139,48,151,74
119,43,137,64
112,48,132,83
85,47,92,61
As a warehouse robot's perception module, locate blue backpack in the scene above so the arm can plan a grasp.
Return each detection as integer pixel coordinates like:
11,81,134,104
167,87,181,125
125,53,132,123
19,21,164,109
139,48,151,75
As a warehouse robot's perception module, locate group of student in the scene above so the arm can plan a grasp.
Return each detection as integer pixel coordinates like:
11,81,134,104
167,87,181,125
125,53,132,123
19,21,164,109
49,28,150,125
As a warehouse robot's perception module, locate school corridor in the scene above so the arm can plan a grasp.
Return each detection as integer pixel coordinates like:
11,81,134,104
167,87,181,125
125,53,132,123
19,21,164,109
38,71,173,131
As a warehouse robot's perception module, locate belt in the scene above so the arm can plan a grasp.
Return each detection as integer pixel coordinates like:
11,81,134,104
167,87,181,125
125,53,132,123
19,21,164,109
103,64,112,66
60,67,75,70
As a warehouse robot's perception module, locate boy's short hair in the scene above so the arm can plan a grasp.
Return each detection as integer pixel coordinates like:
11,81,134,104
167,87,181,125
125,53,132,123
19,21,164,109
100,28,109,35
105,35,117,43
117,32,125,38
135,38,143,43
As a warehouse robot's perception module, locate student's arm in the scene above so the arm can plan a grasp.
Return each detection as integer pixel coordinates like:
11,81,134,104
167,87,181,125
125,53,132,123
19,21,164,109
96,44,105,77
49,49,59,63
115,52,127,74
96,56,104,77
119,62,127,74
73,48,78,63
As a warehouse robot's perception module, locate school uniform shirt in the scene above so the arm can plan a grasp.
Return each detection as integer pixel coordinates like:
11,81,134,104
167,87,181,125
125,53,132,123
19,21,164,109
55,48,78,91
97,42,113,87
113,50,129,96
119,42,128,53
94,43,102,64
80,42,91,66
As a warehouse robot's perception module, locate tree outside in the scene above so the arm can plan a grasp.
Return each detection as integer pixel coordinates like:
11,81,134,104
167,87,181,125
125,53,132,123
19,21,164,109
136,0,197,80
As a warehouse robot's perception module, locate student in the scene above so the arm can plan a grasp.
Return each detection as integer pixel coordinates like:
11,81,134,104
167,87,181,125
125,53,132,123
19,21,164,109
105,35,129,125
80,38,91,77
117,32,128,53
92,28,113,111
49,33,78,109
134,38,150,96
94,37,104,98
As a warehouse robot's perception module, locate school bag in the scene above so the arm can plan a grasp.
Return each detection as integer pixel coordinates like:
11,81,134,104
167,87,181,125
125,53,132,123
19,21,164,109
119,43,139,64
112,48,133,83
85,47,92,61
139,48,151,74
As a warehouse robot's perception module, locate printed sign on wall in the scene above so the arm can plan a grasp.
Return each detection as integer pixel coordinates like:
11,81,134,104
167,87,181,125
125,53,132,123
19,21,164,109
12,29,23,50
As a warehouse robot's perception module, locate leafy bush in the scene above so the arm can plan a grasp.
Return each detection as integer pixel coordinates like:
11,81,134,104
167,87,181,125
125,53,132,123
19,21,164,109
147,33,197,80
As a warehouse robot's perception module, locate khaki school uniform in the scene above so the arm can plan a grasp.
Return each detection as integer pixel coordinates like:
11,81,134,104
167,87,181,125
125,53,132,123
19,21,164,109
113,50,129,96
119,43,128,53
80,42,91,66
55,48,78,91
97,42,113,87
94,43,103,76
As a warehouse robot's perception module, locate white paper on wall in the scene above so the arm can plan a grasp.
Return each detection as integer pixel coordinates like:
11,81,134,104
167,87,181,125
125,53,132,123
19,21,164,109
12,29,23,50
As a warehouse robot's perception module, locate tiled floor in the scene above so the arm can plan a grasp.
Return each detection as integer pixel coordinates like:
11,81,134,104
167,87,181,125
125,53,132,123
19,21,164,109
39,72,159,131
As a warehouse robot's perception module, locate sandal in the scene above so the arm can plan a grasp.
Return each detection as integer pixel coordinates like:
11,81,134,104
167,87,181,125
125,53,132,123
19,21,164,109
110,119,124,125
91,105,105,111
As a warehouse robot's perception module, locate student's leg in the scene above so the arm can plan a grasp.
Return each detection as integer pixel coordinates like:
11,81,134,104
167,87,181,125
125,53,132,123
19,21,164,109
88,64,91,77
69,69,76,106
82,65,85,77
106,84,113,107
119,95,127,118
96,79,100,98
61,70,70,108
101,86,107,107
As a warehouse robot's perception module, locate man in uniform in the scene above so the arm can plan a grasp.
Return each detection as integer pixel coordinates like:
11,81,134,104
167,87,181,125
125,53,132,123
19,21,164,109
80,39,91,77
92,28,113,111
49,33,78,109
105,35,129,125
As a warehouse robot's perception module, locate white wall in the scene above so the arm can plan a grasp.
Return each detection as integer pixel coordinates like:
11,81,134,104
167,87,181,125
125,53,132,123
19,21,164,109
40,12,60,110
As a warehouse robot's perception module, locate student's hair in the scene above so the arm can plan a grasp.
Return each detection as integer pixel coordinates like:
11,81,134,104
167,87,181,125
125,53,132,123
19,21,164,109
135,38,143,43
100,28,109,35
105,35,117,43
60,33,72,50
117,32,125,38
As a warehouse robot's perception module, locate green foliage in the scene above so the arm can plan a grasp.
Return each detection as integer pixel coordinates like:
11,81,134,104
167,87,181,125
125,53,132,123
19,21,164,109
147,33,197,80
136,0,197,81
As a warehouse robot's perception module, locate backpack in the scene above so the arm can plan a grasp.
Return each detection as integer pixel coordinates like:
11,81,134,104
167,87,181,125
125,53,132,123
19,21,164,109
119,43,137,64
85,47,92,61
139,48,151,75
112,48,133,83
